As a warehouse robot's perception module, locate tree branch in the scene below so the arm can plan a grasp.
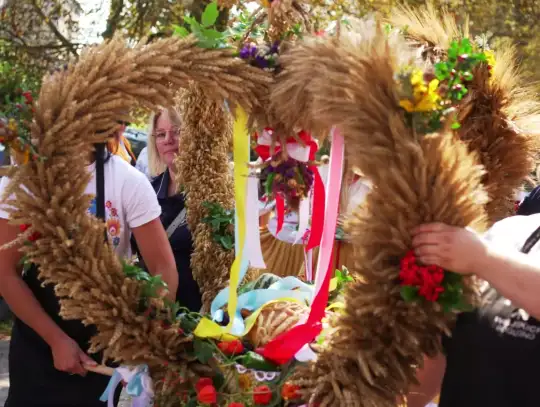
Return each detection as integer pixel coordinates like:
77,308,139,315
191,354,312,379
103,0,124,39
29,0,79,57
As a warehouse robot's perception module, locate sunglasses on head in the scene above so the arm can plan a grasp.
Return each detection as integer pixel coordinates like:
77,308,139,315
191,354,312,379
117,120,131,127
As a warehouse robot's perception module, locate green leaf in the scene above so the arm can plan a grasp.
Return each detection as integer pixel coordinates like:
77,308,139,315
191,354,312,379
400,285,419,302
173,25,189,38
201,1,219,27
194,338,214,363
451,121,461,129
183,15,197,26
185,398,198,407
202,27,224,40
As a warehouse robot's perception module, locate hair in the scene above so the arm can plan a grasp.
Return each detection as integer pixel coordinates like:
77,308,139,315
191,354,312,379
147,107,182,177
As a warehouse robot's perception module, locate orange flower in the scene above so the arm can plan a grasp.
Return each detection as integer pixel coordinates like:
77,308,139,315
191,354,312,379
253,385,272,405
197,385,217,404
195,377,213,393
281,382,301,400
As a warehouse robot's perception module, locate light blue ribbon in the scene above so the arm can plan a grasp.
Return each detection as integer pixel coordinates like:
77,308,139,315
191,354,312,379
100,365,153,407
210,274,315,335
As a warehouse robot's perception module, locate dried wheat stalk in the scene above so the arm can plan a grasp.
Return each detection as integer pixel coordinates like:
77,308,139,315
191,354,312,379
2,35,270,402
272,23,487,406
388,6,540,223
175,84,235,312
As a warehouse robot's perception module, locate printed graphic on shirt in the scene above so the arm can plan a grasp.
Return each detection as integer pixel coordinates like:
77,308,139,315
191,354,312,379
105,200,122,248
89,198,97,216
492,305,540,341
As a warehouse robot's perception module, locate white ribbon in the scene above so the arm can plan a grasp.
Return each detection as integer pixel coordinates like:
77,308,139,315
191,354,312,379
294,197,310,244
244,176,266,268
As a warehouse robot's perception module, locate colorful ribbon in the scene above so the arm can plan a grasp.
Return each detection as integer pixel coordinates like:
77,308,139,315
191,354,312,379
305,167,325,250
261,128,345,365
100,365,153,407
245,176,266,269
196,106,250,338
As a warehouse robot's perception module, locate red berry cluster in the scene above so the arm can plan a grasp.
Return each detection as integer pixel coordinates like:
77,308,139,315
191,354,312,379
19,224,40,242
399,250,445,301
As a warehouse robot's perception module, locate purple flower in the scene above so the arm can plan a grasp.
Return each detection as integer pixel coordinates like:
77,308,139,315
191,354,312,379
255,55,269,68
239,45,252,59
270,41,280,54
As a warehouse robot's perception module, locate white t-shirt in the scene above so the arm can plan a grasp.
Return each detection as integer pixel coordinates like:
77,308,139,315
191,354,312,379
135,146,150,179
0,155,161,258
483,214,540,255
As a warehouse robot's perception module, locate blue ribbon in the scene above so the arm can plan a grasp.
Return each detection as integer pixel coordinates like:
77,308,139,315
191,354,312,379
210,275,315,335
100,365,152,407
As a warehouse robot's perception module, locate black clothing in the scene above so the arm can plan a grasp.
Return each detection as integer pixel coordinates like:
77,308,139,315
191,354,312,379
440,225,540,407
151,170,202,311
6,151,119,406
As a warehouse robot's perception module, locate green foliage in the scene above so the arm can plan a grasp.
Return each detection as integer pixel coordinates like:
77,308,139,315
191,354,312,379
193,337,215,363
173,1,230,49
123,261,167,298
328,267,354,302
201,201,235,251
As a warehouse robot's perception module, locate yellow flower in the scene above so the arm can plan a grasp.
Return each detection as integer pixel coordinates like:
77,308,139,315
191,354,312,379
7,119,17,132
484,49,496,68
238,373,252,391
399,69,440,113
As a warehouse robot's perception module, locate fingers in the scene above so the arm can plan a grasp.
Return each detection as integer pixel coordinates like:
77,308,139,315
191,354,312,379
412,222,449,235
79,352,97,367
59,358,86,376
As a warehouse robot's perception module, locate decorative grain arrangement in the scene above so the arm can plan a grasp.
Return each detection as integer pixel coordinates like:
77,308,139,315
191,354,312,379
175,84,235,311
2,35,270,394
271,22,489,406
389,5,540,224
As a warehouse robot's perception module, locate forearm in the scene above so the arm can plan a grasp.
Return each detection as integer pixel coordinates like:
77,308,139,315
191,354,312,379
475,246,540,318
1,273,65,346
148,261,178,301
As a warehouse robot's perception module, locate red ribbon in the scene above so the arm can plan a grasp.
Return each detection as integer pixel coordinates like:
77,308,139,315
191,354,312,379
275,195,285,235
261,242,336,364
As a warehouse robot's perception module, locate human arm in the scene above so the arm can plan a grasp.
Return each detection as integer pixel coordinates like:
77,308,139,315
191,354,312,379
412,222,540,319
0,219,96,375
124,170,178,300
406,353,446,407
132,218,178,300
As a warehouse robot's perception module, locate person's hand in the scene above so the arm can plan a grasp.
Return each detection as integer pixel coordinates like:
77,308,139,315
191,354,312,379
50,334,97,376
411,223,488,275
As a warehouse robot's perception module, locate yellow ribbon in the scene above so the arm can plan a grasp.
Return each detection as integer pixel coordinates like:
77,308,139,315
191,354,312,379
194,106,249,338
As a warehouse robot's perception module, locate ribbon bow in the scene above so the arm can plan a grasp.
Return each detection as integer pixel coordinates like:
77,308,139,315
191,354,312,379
100,365,154,407
255,128,318,162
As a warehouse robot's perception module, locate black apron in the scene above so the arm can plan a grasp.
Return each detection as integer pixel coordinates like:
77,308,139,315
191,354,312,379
6,146,120,406
440,224,540,407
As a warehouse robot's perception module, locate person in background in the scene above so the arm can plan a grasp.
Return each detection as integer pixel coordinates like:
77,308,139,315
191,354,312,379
0,140,178,407
107,120,137,165
135,145,150,179
140,107,202,311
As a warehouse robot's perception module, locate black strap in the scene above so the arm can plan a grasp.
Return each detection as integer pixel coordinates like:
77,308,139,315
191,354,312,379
95,144,107,242
520,224,540,254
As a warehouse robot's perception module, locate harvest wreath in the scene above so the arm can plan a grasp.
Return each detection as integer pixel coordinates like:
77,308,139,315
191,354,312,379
1,5,538,407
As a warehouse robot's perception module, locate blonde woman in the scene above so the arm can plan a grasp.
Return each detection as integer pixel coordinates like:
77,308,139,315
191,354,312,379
134,107,202,311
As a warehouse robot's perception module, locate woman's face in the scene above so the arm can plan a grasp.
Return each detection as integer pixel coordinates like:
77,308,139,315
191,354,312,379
154,110,180,167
